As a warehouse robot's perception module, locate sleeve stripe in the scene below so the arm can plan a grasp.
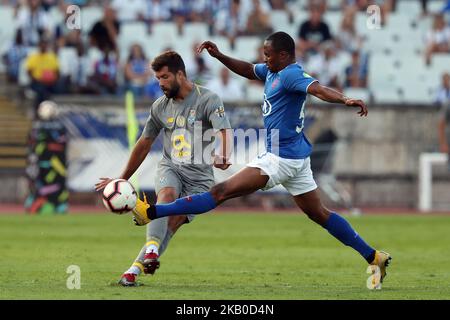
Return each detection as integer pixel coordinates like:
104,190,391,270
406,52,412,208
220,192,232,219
253,64,262,80
305,79,319,93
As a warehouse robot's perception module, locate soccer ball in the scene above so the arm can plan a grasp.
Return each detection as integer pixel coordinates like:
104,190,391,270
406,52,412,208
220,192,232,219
38,100,58,120
102,179,137,214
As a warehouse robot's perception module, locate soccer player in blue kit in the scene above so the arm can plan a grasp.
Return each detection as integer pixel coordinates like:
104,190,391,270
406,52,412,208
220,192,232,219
132,32,392,288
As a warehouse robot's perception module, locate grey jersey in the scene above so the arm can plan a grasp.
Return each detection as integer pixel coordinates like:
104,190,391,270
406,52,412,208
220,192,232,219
143,84,231,183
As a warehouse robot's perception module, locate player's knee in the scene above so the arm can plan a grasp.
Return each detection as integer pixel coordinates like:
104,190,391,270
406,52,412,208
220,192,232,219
210,182,228,204
303,206,330,225
157,188,177,203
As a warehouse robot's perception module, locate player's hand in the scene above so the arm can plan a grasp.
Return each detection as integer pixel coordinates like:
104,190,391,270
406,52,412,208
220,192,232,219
94,177,113,191
213,155,231,170
345,98,368,117
197,41,221,58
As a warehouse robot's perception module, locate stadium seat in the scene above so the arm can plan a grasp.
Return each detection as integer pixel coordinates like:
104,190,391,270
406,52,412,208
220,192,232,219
80,6,103,33
48,6,65,27
343,88,370,102
151,22,179,44
364,29,393,53
355,12,373,39
400,78,434,104
323,11,342,36
372,86,402,104
118,22,148,50
386,12,414,31
183,23,210,42
369,53,402,103
396,0,423,17
0,5,15,55
270,10,291,32
431,54,450,75
387,31,423,55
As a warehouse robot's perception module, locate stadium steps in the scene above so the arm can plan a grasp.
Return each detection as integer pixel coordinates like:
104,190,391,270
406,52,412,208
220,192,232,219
0,96,31,172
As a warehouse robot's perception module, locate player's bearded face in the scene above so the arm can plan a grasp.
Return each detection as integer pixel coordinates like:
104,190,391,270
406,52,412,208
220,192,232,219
162,78,180,98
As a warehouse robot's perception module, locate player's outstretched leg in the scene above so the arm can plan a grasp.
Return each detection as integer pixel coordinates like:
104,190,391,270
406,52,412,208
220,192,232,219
118,218,169,286
140,167,269,220
293,189,391,287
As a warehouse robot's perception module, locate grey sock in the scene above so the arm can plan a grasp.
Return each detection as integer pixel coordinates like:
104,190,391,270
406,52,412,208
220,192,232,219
158,228,174,256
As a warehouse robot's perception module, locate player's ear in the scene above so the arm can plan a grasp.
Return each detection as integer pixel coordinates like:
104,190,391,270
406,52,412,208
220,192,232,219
176,70,184,81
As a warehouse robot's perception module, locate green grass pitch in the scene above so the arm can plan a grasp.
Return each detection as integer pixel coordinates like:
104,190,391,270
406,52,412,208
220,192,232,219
1,212,449,300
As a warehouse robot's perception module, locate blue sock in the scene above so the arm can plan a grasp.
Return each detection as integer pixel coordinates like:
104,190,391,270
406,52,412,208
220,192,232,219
324,212,375,262
150,192,217,219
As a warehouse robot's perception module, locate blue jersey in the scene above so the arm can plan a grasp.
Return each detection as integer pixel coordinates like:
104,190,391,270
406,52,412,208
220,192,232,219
254,63,317,159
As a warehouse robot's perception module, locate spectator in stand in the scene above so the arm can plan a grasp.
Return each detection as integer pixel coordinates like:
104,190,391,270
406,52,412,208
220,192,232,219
2,29,29,83
297,3,332,61
307,41,342,90
124,44,153,98
215,0,248,48
111,0,146,24
89,6,120,55
185,41,212,80
436,72,450,106
66,42,93,94
345,50,368,88
191,56,213,86
336,8,363,52
16,0,53,47
25,36,60,118
169,0,207,35
424,14,450,66
268,0,294,23
245,0,273,36
206,66,244,102
88,47,119,95
205,0,233,35
145,0,171,33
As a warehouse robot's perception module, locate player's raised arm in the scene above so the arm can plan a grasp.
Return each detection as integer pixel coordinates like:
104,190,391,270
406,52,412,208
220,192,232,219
307,82,368,117
197,41,258,80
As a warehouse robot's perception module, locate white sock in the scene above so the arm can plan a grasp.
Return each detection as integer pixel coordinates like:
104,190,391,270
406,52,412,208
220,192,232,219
145,240,160,255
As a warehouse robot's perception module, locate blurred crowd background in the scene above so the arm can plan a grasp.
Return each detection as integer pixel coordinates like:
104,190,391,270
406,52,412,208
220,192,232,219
0,0,449,112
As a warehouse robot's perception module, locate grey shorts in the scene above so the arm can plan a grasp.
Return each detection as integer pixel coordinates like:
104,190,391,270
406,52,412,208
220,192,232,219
155,162,214,223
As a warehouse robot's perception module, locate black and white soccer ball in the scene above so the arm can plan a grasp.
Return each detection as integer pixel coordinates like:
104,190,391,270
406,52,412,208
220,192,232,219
102,179,137,214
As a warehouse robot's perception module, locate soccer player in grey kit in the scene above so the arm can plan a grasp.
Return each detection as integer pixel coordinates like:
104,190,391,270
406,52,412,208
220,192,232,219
95,51,232,286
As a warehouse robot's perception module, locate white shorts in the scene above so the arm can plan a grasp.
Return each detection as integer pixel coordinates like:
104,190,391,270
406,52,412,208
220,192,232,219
247,152,317,196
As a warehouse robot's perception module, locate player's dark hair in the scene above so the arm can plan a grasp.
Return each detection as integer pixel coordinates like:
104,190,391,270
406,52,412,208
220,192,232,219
151,50,186,76
265,31,295,57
